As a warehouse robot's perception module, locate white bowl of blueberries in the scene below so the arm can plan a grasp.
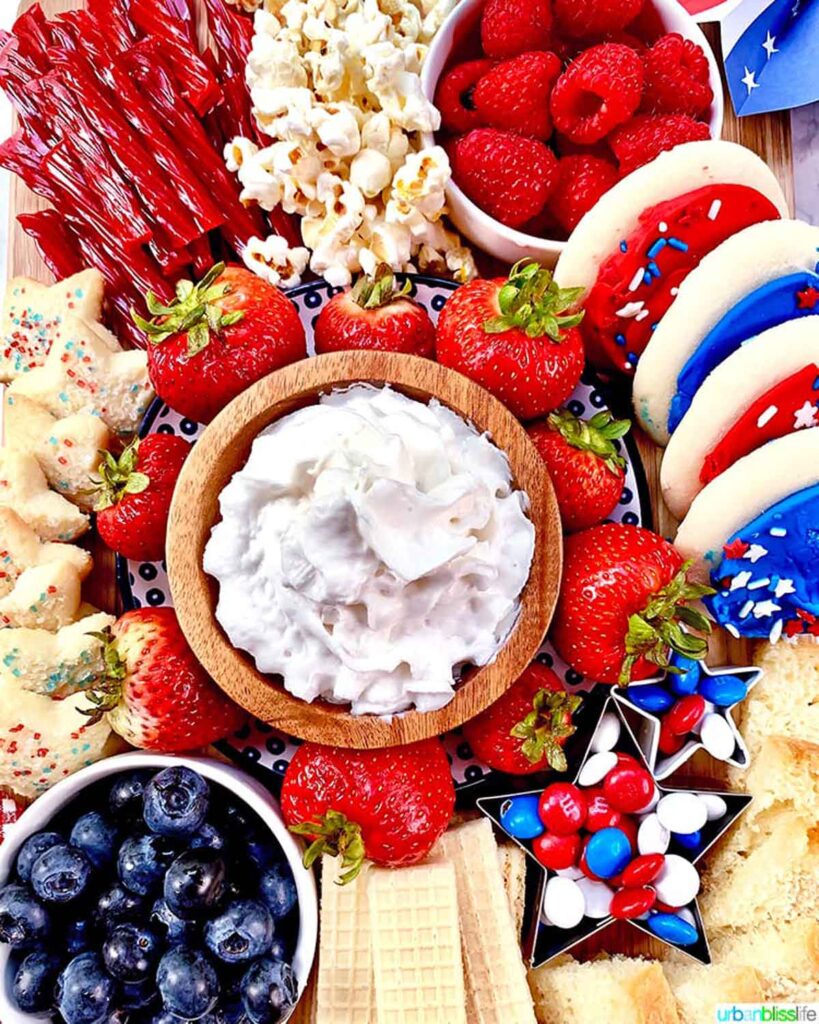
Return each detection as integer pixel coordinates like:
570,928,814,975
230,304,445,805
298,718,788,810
0,753,318,1024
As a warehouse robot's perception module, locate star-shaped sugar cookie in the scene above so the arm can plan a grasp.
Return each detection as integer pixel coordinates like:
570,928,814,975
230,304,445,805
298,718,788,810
0,507,92,597
0,449,89,541
7,315,154,436
5,393,111,510
0,561,83,631
1,269,119,382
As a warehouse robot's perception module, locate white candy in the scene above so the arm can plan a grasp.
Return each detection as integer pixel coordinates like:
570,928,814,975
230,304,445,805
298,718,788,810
576,878,613,920
654,854,700,907
578,751,618,787
675,906,697,928
543,876,586,930
638,813,670,855
590,712,621,753
637,785,661,814
555,866,585,880
656,792,708,835
699,794,728,821
700,713,737,760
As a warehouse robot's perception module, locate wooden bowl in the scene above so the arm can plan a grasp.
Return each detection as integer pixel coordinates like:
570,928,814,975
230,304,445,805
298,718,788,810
166,351,562,748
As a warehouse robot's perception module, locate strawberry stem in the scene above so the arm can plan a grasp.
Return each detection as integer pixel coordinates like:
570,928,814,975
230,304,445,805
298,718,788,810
289,810,366,885
92,438,150,512
547,408,630,475
510,689,583,771
620,561,715,685
350,264,411,310
80,628,127,725
483,260,585,341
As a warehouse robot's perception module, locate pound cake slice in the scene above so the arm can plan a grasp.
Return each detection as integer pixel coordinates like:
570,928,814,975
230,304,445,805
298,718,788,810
663,962,764,1023
709,921,819,1001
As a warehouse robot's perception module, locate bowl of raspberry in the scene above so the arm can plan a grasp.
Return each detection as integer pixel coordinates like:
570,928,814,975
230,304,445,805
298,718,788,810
421,0,724,264
0,753,318,1024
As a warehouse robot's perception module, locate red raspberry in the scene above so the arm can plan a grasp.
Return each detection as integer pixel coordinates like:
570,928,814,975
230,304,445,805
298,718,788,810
481,0,554,59
550,43,645,144
547,154,619,232
451,128,559,228
642,33,714,117
434,59,494,134
609,112,710,176
554,0,644,39
473,51,562,140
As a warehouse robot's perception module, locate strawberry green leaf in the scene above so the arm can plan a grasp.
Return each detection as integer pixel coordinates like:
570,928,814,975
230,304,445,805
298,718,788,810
547,408,630,474
91,439,150,512
289,810,366,884
483,260,585,341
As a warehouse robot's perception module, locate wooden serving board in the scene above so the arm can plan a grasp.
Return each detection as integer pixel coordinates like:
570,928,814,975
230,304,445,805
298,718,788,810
4,0,796,1009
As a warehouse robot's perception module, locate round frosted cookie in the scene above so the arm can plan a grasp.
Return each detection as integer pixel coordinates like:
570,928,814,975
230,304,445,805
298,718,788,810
634,219,819,444
554,141,788,293
661,318,819,519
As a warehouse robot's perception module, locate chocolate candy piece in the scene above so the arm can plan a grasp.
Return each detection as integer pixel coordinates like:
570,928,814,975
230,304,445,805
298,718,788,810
611,886,656,920
500,795,544,840
627,684,675,713
647,911,699,946
698,673,748,707
584,827,632,879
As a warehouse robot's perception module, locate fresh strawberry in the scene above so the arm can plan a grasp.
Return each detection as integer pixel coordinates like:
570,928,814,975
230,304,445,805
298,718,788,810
462,661,582,774
94,435,190,562
134,262,306,424
435,261,585,420
473,51,562,140
528,408,630,531
451,128,559,229
481,0,554,59
550,523,714,685
281,740,455,881
84,608,246,750
435,58,494,134
313,266,436,357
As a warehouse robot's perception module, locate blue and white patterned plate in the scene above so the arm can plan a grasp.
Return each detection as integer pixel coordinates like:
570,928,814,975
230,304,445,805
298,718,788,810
118,275,650,789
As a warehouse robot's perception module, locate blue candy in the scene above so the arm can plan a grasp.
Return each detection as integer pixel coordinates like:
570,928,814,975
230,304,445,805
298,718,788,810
500,796,544,840
669,659,701,696
675,830,703,851
628,684,675,714
584,827,631,879
698,674,748,707
647,912,699,946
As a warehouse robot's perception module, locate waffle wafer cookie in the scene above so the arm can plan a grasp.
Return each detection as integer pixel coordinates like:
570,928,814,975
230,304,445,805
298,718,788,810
498,841,527,937
316,856,375,1024
368,858,466,1024
439,819,536,1024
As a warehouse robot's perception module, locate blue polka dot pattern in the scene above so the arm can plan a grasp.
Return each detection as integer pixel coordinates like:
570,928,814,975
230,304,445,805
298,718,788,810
118,276,648,789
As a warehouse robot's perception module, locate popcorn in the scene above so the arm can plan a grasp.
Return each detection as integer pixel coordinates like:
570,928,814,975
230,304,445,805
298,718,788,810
227,0,476,287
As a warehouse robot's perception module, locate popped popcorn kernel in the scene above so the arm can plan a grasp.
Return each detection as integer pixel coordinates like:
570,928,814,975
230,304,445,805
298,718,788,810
242,235,311,288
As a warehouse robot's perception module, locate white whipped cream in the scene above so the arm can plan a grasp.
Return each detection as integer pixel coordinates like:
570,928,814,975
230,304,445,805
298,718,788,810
203,385,536,717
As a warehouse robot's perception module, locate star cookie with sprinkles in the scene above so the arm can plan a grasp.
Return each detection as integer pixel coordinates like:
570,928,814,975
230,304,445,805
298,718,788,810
5,393,111,511
0,269,117,382
7,318,154,436
0,507,92,596
0,561,83,631
0,450,88,542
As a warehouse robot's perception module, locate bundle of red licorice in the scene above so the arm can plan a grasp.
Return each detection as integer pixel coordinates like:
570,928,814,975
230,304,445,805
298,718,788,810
0,0,297,347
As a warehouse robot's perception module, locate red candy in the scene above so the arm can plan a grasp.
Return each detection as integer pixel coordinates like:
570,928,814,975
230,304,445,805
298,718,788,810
539,782,588,834
579,836,602,880
658,718,687,755
614,752,641,768
533,831,582,870
603,763,654,813
618,815,638,852
622,853,665,887
667,694,706,736
584,788,624,832
610,885,657,919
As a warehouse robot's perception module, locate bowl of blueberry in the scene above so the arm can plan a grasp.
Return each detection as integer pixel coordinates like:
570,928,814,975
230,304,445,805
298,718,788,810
0,753,318,1024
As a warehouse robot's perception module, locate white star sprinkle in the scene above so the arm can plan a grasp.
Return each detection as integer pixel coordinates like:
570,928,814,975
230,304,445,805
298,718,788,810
730,571,753,591
762,31,779,59
744,544,768,563
774,578,796,599
741,66,760,94
752,600,782,619
793,400,818,429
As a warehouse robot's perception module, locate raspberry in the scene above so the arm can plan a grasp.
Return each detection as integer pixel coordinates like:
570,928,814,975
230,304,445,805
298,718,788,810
434,59,494,135
609,113,710,176
554,0,644,38
452,128,559,229
550,43,645,144
481,0,553,59
642,33,714,117
473,51,561,140
548,154,619,232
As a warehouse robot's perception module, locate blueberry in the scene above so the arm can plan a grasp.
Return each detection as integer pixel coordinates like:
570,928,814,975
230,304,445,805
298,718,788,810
31,843,93,903
94,883,146,930
268,936,291,962
12,949,62,1013
157,946,220,1020
210,802,256,840
151,897,201,944
67,917,94,955
240,957,297,1024
119,834,178,896
215,997,251,1024
258,864,297,921
191,823,227,853
245,837,276,872
15,832,63,882
205,900,274,964
109,772,152,824
0,883,52,947
56,952,116,1024
103,922,162,982
144,767,210,839
70,812,120,869
164,849,226,920
121,977,160,1012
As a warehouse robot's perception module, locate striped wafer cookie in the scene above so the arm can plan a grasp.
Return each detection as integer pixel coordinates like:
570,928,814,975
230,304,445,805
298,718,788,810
498,841,528,938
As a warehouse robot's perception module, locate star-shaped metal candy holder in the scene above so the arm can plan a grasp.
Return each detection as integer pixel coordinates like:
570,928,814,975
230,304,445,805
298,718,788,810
612,658,763,781
477,695,752,968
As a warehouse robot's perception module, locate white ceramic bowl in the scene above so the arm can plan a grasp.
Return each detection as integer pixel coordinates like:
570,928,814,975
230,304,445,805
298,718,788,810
0,752,318,1024
420,0,725,266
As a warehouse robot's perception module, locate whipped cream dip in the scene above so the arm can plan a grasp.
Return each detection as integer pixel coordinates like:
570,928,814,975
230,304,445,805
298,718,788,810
203,384,536,717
